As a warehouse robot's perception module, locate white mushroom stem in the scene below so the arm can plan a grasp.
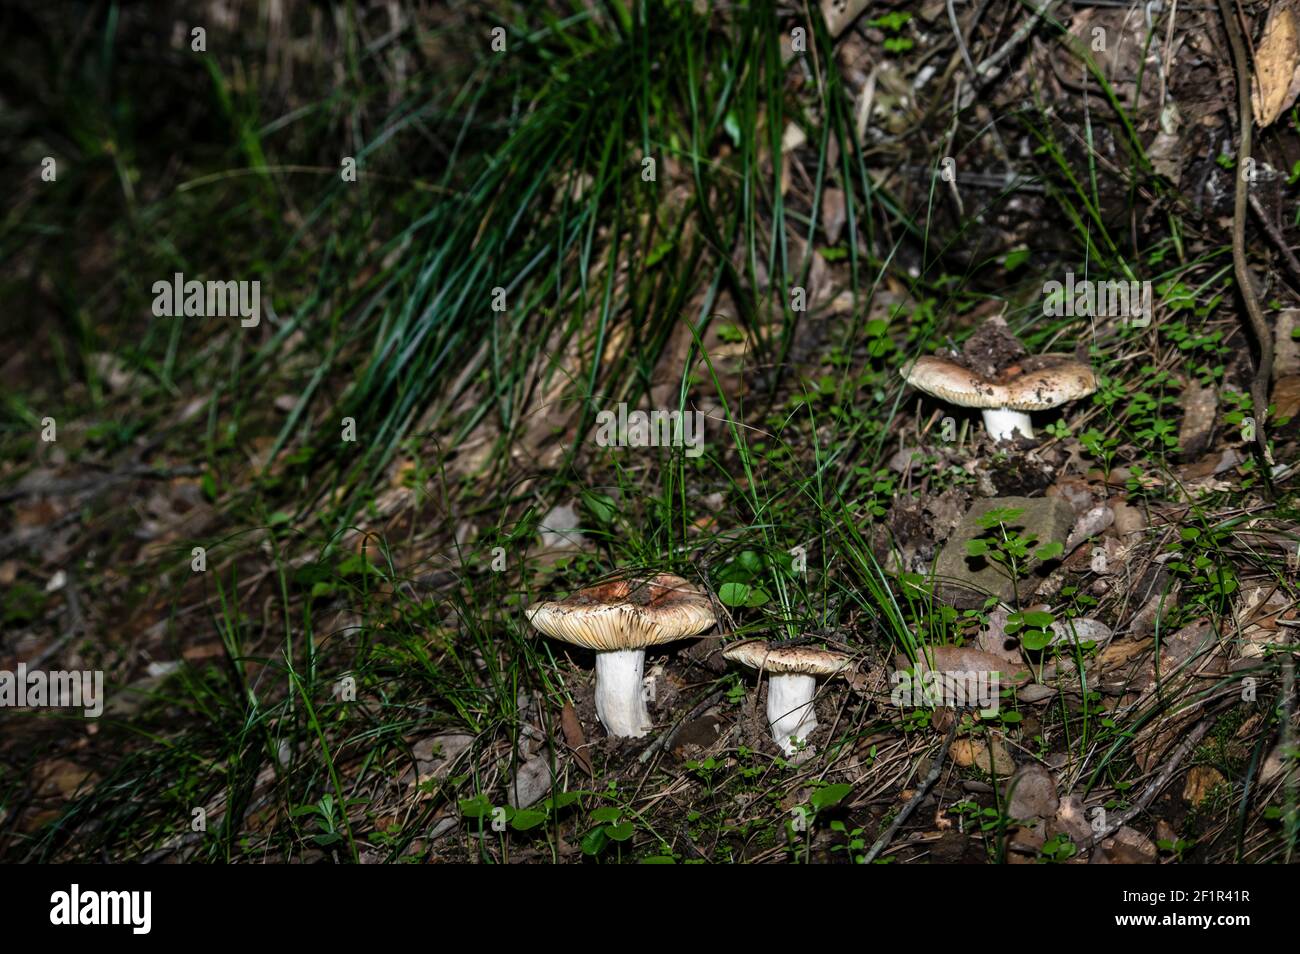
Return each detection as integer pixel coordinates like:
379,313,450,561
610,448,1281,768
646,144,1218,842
982,407,1034,442
594,649,653,738
767,673,819,755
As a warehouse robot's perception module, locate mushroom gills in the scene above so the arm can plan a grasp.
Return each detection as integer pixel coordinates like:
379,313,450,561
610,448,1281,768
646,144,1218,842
594,649,653,738
767,673,819,755
982,407,1034,442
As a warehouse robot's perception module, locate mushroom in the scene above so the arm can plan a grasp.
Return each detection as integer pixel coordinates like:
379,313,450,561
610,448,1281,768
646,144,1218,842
900,353,1097,442
525,573,715,738
723,640,853,754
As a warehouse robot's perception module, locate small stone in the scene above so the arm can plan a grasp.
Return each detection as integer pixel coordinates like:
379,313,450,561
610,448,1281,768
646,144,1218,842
1017,684,1057,704
1093,826,1157,864
1049,795,1093,845
507,755,553,809
933,496,1074,608
1007,763,1059,820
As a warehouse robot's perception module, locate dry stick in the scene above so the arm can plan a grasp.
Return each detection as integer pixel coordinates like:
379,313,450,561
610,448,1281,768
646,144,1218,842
1217,0,1275,468
637,687,728,766
0,464,203,503
1248,192,1300,290
973,0,1063,81
1086,716,1214,850
861,718,960,864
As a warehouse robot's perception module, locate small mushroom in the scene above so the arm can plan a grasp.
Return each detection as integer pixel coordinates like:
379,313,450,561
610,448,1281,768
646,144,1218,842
723,640,853,754
525,573,715,738
900,353,1097,442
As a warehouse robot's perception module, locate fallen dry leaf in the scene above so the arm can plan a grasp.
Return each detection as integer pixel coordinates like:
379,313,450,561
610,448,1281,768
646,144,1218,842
1182,765,1226,806
950,736,1015,776
560,701,593,777
1252,1,1300,128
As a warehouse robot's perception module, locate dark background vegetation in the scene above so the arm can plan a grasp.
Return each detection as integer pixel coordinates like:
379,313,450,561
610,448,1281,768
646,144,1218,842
0,0,1297,863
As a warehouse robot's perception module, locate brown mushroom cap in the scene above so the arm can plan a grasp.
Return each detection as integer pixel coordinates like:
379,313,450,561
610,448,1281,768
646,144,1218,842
900,354,1097,411
723,639,854,677
525,573,715,651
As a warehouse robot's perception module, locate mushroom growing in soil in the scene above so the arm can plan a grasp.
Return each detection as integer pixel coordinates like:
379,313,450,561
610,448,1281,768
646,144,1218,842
525,573,715,738
900,353,1097,442
723,640,853,755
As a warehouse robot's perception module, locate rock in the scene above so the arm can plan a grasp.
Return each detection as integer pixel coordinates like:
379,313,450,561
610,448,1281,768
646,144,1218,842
1092,826,1157,864
933,496,1074,607
1007,823,1045,861
949,737,1015,776
1047,477,1095,515
537,502,584,551
507,755,554,809
923,489,967,542
1049,794,1093,844
1064,505,1113,552
1007,763,1059,820
1106,496,1147,539
1177,378,1218,457
1048,616,1113,648
1088,536,1125,575
1182,765,1226,806
1017,683,1057,703
894,644,1032,687
1128,582,1180,637
412,732,474,779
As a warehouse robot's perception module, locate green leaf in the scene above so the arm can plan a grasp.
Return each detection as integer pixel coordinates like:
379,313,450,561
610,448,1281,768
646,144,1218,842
640,855,676,864
510,809,548,832
582,491,618,524
580,827,609,856
590,806,622,824
1017,610,1056,629
458,795,493,820
1003,248,1030,271
965,539,989,557
1021,628,1053,651
810,783,852,811
544,790,586,811
718,582,753,607
605,821,635,842
1034,541,1064,561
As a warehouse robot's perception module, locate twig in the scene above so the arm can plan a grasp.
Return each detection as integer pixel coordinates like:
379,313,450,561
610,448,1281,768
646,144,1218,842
1086,716,1214,850
1217,0,1275,468
637,687,728,766
1248,191,1300,291
861,718,960,864
973,0,1063,81
0,464,202,503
